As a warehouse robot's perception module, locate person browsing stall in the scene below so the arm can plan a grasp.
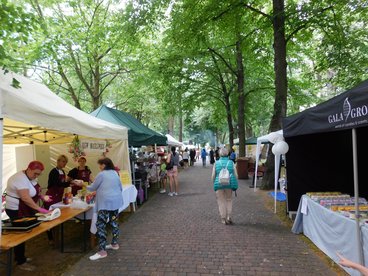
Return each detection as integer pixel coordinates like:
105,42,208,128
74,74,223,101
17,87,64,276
159,158,168,194
88,158,124,261
67,156,93,196
5,161,51,271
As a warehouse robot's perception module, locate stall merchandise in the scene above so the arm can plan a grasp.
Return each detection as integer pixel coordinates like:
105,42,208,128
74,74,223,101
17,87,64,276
306,192,368,219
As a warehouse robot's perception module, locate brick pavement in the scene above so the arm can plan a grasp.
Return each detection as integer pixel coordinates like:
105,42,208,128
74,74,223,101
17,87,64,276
63,162,338,276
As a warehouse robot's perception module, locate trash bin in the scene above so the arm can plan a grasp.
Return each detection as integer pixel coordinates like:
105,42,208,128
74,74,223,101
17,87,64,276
236,157,249,179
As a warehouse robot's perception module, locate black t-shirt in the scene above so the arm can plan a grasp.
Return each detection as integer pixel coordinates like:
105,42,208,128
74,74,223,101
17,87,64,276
47,168,69,189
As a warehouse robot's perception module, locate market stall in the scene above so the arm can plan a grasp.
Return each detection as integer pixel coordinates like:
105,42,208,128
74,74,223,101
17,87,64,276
284,79,368,269
0,70,132,234
166,134,184,148
292,193,368,276
91,105,167,147
91,105,168,200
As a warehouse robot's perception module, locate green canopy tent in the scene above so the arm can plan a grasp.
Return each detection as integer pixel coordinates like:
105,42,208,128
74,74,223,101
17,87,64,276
91,105,167,147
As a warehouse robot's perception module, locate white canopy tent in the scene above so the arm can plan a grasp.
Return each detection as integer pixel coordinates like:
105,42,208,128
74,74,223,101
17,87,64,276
254,130,284,213
0,70,131,232
166,134,184,147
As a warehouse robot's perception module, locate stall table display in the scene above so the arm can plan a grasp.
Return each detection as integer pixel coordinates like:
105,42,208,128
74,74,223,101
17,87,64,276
1,207,91,276
292,193,368,276
51,184,138,232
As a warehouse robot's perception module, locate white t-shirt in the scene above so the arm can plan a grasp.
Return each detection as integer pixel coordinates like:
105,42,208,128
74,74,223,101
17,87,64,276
5,171,38,210
183,152,189,159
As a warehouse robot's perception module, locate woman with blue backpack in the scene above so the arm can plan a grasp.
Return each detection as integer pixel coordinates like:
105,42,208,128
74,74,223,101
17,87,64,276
211,147,238,225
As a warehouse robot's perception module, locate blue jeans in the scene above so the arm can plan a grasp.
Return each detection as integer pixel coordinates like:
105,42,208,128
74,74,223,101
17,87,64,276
202,157,206,167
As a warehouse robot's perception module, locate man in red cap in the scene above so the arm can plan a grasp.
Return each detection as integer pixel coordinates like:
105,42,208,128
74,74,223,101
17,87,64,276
5,161,51,271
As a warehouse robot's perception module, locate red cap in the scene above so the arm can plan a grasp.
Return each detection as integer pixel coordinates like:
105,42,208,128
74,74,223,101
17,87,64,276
27,161,45,171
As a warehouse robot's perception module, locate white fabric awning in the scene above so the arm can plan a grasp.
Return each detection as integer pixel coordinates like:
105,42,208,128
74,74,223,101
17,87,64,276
254,130,284,189
0,70,128,144
166,134,184,147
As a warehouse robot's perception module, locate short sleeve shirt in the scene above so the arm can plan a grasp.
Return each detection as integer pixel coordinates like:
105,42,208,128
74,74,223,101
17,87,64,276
5,171,37,210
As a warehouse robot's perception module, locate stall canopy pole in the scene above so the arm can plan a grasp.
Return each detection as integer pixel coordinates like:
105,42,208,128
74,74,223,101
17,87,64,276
0,88,3,235
352,128,364,266
154,143,159,187
0,117,3,236
254,140,261,192
274,154,280,213
131,146,136,185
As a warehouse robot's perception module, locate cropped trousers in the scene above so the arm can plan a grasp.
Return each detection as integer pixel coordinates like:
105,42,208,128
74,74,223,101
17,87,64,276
215,189,233,219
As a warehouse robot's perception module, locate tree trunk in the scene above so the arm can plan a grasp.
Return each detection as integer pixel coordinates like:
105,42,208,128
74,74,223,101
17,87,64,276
236,39,246,157
168,116,174,135
225,96,234,149
178,95,183,142
262,0,288,190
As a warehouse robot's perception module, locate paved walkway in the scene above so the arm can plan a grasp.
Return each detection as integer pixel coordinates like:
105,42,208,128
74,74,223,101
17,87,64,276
64,162,337,276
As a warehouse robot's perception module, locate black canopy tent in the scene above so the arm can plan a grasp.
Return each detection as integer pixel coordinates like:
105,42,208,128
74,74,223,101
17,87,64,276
283,79,368,265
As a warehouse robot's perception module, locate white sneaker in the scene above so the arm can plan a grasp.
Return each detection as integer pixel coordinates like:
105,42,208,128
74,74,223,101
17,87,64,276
89,252,107,261
18,263,36,271
174,192,178,196
106,244,119,250
168,192,174,196
159,189,166,194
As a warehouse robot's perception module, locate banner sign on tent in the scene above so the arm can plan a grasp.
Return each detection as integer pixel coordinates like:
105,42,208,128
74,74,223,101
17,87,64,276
284,80,368,137
80,139,106,152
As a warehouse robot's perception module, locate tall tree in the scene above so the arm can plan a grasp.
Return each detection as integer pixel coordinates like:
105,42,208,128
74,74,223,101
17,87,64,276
27,0,138,110
0,0,36,68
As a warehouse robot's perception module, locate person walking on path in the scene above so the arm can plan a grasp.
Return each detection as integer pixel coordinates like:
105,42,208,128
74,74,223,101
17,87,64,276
182,148,189,169
201,148,207,167
212,148,238,225
167,146,180,196
215,147,220,161
209,148,215,165
229,148,236,163
189,148,196,166
88,158,124,261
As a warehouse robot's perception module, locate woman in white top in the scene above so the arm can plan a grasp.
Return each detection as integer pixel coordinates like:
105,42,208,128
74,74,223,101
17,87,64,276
5,161,50,271
182,148,189,169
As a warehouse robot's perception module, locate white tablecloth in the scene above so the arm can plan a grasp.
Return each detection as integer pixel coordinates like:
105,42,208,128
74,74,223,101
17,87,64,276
292,195,368,276
50,184,137,233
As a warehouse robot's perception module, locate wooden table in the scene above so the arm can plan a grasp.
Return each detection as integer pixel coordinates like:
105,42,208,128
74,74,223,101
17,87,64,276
1,207,91,275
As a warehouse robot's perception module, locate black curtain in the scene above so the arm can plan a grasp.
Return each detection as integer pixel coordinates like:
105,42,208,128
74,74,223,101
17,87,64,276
357,126,368,201
285,130,355,211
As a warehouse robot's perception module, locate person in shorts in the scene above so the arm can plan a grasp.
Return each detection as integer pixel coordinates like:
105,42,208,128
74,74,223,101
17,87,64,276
167,146,180,196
